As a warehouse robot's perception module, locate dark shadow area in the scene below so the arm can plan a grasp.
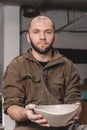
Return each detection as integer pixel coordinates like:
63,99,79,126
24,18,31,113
58,48,87,63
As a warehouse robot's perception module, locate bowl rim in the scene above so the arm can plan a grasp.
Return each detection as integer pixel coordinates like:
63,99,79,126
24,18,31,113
34,104,79,115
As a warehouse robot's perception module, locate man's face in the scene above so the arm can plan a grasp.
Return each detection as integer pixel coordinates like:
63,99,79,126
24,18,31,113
27,17,56,54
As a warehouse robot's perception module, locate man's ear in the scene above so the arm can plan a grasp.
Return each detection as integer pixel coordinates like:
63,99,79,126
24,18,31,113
26,33,30,43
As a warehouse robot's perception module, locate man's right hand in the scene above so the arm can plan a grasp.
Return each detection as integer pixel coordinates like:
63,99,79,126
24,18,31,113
25,104,50,127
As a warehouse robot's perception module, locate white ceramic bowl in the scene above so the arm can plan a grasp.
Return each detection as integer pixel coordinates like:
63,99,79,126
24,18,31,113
34,104,79,127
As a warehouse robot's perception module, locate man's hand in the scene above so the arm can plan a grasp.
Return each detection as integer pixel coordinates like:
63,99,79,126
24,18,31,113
25,104,50,127
65,102,82,126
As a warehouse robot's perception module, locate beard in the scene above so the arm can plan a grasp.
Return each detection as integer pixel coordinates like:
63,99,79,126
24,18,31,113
29,38,54,54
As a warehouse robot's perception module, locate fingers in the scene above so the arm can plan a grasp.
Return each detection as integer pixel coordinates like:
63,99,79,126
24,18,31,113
25,104,42,122
26,109,42,121
73,114,79,120
75,102,81,106
26,104,42,121
32,117,50,127
25,104,36,110
73,102,82,121
65,114,79,127
27,110,50,127
74,102,82,115
65,120,75,126
25,104,50,127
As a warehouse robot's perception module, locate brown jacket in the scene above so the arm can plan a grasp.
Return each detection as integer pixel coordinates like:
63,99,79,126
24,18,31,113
3,48,82,129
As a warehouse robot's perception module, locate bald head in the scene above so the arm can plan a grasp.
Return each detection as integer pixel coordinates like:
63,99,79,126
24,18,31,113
28,15,55,32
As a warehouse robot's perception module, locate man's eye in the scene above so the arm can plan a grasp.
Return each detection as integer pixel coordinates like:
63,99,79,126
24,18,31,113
33,31,38,33
46,31,52,34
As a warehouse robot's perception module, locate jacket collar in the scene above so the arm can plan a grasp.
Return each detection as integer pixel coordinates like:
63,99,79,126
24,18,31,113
24,48,64,65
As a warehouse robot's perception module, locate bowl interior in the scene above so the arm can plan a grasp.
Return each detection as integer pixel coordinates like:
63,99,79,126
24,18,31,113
34,104,79,115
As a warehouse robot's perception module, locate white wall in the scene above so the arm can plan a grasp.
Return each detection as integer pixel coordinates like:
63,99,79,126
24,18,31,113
0,5,20,85
4,6,20,69
0,5,20,90
0,4,4,91
0,5,20,129
20,10,87,84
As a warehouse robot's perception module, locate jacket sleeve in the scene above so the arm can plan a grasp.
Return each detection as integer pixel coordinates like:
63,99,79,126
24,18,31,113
64,62,82,104
2,60,25,113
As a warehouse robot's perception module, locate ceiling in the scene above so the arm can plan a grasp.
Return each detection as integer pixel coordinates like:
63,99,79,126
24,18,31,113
0,0,87,11
56,12,87,33
0,0,87,32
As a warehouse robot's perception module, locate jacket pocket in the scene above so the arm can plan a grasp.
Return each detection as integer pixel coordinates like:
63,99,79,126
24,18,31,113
20,74,40,83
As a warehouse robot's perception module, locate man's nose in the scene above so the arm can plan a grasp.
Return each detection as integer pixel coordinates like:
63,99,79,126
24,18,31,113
40,32,46,39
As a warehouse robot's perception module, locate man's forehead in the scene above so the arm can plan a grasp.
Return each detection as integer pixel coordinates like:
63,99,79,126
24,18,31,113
28,15,55,32
32,15,51,21
30,16,53,26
